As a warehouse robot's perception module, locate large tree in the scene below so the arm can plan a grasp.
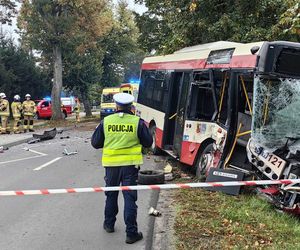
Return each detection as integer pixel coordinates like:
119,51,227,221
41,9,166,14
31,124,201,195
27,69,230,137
0,36,51,100
136,0,293,54
101,0,144,87
18,0,112,120
273,1,300,42
63,44,104,116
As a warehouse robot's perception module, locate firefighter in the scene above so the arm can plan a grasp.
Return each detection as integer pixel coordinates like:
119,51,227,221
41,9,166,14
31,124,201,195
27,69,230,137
74,98,80,122
22,94,36,132
0,93,10,134
11,95,23,134
91,93,153,244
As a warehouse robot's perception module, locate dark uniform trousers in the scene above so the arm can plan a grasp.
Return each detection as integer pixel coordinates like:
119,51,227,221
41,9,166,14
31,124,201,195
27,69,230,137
104,166,139,237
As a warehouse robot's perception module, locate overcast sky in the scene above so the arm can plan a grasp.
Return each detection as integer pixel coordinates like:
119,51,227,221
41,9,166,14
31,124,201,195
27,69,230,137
1,0,147,41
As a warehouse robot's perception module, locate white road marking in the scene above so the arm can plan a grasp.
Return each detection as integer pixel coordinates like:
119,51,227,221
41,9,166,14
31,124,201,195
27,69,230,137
0,155,44,165
27,149,47,156
33,157,62,171
0,148,47,165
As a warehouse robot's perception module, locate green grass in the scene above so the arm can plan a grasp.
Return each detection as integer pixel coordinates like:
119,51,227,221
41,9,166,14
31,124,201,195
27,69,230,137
174,189,300,250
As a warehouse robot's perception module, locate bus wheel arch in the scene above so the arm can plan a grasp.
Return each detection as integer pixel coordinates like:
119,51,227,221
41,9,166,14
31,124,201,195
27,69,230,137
193,139,215,180
149,121,161,155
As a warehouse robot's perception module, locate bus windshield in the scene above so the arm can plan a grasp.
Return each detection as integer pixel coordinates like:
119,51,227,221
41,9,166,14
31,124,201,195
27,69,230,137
102,93,114,103
252,75,300,150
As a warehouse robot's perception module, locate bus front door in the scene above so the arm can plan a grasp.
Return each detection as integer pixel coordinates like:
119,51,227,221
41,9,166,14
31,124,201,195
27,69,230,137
173,72,191,155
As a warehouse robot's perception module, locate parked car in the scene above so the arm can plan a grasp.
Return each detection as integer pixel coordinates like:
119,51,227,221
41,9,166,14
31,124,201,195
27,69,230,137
34,99,72,119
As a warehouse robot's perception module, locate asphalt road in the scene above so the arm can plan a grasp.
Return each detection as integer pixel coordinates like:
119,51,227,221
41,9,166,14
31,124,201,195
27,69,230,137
0,126,160,250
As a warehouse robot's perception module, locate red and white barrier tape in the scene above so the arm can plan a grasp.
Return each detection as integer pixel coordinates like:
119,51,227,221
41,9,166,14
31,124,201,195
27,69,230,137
1,179,300,197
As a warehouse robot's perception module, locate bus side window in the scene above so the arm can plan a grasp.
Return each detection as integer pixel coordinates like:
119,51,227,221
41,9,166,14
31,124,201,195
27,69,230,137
188,72,215,121
138,70,167,112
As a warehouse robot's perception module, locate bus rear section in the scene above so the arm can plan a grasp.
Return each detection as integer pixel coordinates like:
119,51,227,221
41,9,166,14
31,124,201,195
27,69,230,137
100,87,119,117
136,41,263,178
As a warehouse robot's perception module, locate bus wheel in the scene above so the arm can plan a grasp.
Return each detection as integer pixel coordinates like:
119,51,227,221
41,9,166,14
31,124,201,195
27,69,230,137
150,126,161,155
195,144,214,180
138,170,165,185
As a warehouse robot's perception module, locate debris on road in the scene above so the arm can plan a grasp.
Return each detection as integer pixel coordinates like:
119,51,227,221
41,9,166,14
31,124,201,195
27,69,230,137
28,138,41,144
63,148,78,156
164,173,174,181
57,129,64,134
180,173,192,180
149,207,161,217
164,163,172,173
32,128,57,141
0,146,9,153
60,136,70,139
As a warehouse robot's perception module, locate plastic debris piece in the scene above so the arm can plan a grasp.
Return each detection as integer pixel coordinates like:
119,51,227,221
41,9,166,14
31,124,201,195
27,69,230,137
164,163,173,173
149,207,161,217
164,173,174,181
32,128,57,141
60,136,70,139
63,148,78,156
28,138,41,144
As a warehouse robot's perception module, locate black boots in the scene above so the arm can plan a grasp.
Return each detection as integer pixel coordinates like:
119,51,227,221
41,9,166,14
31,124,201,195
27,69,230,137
126,232,143,244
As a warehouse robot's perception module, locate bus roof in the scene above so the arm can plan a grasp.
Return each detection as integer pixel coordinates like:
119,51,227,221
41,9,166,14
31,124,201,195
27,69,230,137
142,41,265,70
102,87,120,94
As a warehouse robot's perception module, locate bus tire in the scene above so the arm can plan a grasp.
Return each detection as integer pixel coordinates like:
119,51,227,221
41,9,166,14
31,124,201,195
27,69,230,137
150,125,161,155
194,143,214,180
138,170,165,185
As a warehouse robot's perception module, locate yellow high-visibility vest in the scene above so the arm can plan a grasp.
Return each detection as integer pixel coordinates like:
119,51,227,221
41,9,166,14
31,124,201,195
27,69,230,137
102,113,143,167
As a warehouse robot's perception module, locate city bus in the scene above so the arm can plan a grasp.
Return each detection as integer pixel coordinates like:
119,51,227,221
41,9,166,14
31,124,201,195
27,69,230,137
136,41,300,187
100,87,119,117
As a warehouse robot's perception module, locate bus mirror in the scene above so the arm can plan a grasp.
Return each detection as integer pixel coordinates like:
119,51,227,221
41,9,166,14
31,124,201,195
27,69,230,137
251,46,260,55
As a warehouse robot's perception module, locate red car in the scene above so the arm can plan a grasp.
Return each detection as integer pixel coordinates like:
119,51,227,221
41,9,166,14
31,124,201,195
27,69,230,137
35,100,72,119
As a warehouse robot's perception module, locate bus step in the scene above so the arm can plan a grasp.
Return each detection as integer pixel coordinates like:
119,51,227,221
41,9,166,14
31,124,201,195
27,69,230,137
228,165,254,176
164,149,179,160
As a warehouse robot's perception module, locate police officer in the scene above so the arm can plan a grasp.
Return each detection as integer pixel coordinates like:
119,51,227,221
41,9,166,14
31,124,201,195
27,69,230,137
22,94,36,132
91,93,153,244
0,93,10,134
11,95,23,134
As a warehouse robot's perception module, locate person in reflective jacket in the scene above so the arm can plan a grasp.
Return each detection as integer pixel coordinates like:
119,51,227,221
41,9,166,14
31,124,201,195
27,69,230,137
22,94,36,132
11,95,22,134
0,93,10,134
91,93,153,244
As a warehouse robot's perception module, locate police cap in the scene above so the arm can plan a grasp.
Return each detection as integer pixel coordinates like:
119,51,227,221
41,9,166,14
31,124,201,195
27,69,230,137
113,93,134,106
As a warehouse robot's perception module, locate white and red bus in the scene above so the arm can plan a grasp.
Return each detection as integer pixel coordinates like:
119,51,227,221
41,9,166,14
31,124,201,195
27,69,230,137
136,41,300,181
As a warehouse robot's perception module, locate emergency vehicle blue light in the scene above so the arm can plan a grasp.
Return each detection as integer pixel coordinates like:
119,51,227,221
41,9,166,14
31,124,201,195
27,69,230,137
129,79,140,84
44,96,51,101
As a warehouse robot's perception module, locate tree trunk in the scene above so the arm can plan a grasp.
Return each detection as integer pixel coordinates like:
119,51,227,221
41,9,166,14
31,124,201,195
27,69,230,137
80,89,92,117
51,45,63,120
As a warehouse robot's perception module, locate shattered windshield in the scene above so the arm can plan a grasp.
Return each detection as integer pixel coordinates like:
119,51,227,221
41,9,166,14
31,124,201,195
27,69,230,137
252,75,300,151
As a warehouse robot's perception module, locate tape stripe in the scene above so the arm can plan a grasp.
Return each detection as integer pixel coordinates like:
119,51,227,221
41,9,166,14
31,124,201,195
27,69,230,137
0,179,299,197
